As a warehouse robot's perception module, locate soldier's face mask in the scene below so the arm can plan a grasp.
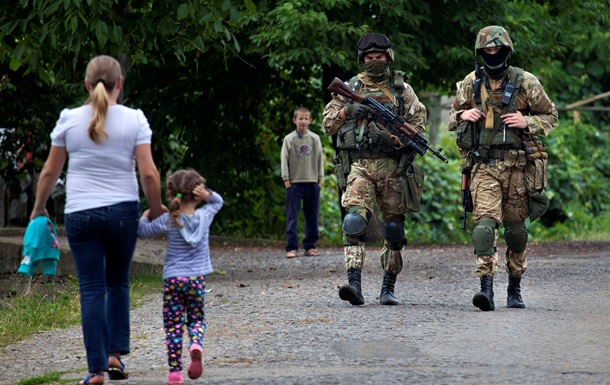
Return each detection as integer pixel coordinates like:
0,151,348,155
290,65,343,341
363,59,390,81
481,47,509,69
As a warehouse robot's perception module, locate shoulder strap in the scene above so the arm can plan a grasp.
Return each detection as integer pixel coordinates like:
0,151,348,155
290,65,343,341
507,67,524,113
372,81,398,105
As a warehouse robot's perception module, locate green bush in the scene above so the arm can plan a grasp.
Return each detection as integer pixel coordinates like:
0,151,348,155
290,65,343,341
544,121,610,216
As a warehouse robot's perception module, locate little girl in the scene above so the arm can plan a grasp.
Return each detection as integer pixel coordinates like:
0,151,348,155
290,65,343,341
138,169,223,385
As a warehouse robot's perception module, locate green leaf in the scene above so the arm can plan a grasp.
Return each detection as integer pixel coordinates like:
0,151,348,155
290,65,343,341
213,19,223,33
14,42,25,61
70,16,78,33
229,6,240,21
159,19,177,37
9,56,22,71
201,12,213,22
112,25,122,43
244,0,256,14
193,35,205,52
95,20,108,48
177,4,189,21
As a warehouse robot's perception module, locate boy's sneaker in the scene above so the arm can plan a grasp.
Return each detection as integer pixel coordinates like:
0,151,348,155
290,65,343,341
167,371,183,385
188,344,204,380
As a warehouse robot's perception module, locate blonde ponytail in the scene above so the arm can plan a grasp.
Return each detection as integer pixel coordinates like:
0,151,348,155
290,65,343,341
84,55,121,144
88,81,110,144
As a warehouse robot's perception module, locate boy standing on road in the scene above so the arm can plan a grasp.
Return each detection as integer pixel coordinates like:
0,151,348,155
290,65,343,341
281,106,324,258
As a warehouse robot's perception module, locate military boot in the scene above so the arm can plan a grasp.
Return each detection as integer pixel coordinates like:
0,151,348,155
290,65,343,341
507,276,526,308
379,272,399,305
472,275,495,311
339,268,364,306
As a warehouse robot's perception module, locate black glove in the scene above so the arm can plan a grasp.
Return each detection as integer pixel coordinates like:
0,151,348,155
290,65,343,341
344,104,374,120
369,122,395,146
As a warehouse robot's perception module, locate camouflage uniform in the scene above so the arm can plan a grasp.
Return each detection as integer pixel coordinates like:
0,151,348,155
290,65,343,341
322,33,426,306
448,25,558,310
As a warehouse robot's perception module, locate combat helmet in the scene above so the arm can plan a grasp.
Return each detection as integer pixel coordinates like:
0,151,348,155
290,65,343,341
357,33,394,63
475,25,514,55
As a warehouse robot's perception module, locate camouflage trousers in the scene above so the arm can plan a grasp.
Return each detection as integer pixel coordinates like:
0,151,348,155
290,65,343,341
342,157,407,275
471,150,529,277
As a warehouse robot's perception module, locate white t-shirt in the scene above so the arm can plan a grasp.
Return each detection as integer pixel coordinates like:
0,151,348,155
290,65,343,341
51,104,152,214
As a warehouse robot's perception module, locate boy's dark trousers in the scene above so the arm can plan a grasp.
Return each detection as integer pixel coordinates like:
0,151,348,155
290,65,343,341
285,182,320,252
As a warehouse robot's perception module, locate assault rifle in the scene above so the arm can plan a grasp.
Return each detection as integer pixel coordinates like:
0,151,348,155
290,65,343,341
327,77,448,163
460,169,474,232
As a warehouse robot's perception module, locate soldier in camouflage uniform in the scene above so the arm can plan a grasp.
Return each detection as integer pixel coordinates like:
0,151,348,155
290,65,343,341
448,26,558,311
322,33,427,306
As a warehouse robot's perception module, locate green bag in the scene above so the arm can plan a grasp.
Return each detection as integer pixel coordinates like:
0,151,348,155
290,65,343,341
402,163,425,213
529,190,550,222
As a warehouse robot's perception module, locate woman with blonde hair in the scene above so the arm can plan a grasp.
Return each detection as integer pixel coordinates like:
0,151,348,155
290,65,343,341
30,55,165,385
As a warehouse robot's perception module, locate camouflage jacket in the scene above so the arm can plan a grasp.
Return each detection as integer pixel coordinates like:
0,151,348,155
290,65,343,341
322,72,427,142
448,66,558,138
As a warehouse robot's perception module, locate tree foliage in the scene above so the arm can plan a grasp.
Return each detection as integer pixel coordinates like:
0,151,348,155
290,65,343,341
1,0,609,241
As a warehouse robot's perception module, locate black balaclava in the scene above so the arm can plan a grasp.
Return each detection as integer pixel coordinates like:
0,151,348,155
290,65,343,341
481,46,510,78
363,58,390,82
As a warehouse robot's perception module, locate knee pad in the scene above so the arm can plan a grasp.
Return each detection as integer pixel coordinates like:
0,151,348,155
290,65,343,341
383,221,406,250
472,218,497,256
342,209,369,244
504,221,528,253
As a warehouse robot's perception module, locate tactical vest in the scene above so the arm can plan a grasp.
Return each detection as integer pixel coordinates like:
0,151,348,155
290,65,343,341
336,71,405,156
456,66,524,159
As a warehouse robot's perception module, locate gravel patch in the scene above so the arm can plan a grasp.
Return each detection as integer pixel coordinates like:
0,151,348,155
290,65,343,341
2,240,610,384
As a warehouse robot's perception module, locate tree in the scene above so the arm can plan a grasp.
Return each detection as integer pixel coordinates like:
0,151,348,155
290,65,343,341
2,0,609,240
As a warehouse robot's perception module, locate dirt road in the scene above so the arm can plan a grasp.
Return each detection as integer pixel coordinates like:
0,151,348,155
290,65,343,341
2,241,610,384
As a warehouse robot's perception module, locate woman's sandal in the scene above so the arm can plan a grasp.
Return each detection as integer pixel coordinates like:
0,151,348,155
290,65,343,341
107,353,129,380
77,372,104,385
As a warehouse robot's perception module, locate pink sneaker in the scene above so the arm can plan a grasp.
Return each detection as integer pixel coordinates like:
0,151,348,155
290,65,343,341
167,371,183,385
188,344,204,380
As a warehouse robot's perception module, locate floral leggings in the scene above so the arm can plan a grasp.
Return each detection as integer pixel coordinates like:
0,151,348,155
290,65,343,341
163,276,206,372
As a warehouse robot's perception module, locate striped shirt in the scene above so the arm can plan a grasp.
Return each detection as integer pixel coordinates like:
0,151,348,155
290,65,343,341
137,192,223,279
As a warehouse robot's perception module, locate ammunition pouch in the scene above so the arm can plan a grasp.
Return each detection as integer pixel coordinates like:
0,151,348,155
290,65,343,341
456,121,480,150
401,163,425,213
524,136,548,191
336,119,365,150
523,135,549,221
333,150,351,191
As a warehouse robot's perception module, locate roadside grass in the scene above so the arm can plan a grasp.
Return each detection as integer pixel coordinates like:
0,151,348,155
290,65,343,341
529,206,610,242
11,369,94,385
13,371,71,385
0,273,162,348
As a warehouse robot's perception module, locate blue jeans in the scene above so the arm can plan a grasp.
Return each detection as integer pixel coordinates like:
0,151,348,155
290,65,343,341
285,182,320,252
65,201,139,373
